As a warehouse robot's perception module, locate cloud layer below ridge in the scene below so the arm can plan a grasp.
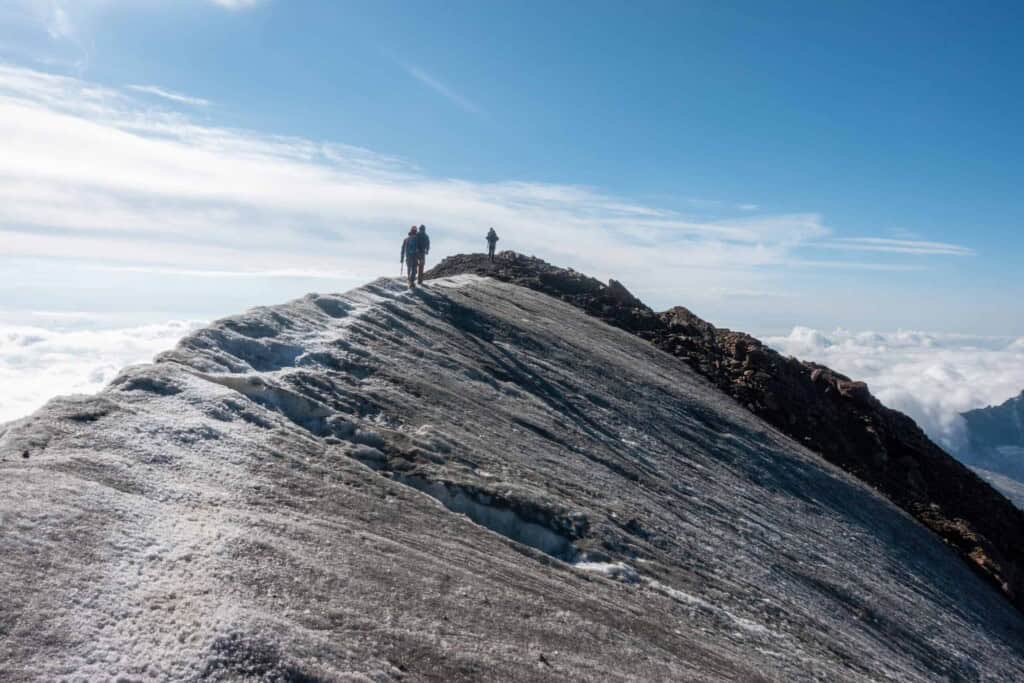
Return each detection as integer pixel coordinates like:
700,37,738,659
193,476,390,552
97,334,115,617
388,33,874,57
0,316,204,423
766,328,1024,455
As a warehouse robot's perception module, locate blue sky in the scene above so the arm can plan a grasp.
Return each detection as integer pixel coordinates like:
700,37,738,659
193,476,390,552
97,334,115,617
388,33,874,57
0,0,1021,335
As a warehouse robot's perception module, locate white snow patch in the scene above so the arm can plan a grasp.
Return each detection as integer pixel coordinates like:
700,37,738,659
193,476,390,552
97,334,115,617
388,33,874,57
397,475,578,561
425,274,487,289
573,564,775,636
648,580,773,637
573,561,642,583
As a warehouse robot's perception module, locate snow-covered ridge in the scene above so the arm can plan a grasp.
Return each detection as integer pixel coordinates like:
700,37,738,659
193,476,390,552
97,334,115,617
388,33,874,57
2,275,1023,681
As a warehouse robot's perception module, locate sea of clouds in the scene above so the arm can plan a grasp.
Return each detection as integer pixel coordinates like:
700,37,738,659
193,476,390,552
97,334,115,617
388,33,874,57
765,328,1024,455
0,315,204,424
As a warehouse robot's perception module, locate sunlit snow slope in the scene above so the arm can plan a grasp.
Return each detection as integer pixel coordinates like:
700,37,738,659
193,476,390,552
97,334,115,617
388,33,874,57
2,275,1023,681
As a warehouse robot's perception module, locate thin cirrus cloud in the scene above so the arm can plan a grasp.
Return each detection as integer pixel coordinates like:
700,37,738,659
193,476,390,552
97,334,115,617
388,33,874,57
812,237,976,256
19,0,262,41
399,61,483,115
208,0,263,8
0,63,973,304
14,0,263,49
43,4,74,40
126,84,210,107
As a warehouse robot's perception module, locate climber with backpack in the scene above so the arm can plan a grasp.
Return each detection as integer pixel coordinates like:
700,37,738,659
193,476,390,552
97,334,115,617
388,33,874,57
486,227,499,262
416,225,430,284
400,226,420,288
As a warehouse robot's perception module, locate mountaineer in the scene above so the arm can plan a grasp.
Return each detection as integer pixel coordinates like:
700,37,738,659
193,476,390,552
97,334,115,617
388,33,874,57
486,227,499,262
400,226,420,288
416,224,430,284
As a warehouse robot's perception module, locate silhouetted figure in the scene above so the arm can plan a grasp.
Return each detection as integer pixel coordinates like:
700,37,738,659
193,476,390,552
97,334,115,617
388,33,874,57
486,227,499,262
416,225,430,284
400,226,420,288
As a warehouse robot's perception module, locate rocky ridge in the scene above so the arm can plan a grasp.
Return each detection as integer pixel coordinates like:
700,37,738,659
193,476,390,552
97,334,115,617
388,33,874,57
426,251,1024,613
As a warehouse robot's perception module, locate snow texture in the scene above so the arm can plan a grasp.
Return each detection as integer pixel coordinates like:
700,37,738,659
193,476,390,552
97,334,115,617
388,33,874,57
2,275,1023,681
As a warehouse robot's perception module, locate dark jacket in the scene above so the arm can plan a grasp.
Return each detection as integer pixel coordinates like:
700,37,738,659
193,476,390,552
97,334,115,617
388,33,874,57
401,234,420,262
417,231,430,255
486,229,499,244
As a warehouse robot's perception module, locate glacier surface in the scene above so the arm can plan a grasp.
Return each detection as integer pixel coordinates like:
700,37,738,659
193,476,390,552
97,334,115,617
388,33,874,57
2,275,1023,681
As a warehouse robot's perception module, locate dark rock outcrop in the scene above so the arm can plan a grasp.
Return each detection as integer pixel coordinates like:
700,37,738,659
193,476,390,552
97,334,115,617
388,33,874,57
427,251,1024,612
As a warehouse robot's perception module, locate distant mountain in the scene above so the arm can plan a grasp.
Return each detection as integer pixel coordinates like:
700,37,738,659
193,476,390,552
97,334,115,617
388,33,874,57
963,390,1024,483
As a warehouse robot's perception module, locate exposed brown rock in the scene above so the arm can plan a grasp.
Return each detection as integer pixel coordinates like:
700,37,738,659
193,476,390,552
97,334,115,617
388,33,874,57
426,251,1024,612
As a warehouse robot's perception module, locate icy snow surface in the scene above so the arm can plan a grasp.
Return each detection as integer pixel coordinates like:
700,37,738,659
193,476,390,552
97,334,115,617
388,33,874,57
2,275,1023,681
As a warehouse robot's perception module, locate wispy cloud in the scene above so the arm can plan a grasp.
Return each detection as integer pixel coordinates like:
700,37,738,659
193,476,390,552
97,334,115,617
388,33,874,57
813,237,975,256
43,3,74,40
7,0,91,70
126,84,210,107
681,197,759,213
10,1,260,69
789,260,927,272
707,287,796,299
0,64,972,311
400,62,482,115
84,264,360,280
209,0,263,8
